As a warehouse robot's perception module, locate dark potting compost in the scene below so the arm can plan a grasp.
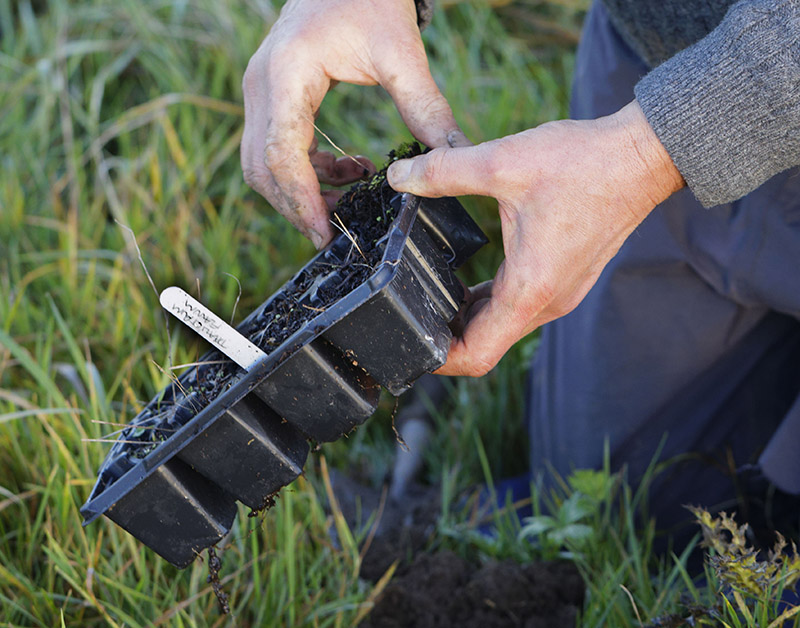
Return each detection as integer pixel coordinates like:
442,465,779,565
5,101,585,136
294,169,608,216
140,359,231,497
329,469,585,628
360,552,585,628
80,144,489,568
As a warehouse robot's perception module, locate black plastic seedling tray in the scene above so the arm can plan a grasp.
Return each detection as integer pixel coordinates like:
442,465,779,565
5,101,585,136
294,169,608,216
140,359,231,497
81,192,487,568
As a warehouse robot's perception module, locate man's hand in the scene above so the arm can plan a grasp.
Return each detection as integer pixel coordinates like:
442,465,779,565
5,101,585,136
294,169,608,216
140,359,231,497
241,0,467,249
387,101,685,377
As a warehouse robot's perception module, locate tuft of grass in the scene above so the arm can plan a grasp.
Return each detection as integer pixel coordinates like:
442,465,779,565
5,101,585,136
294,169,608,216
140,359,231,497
654,508,800,628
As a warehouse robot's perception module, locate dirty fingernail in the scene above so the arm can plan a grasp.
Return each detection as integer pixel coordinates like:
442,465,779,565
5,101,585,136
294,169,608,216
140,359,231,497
356,156,377,177
309,228,325,250
387,159,412,188
447,129,472,148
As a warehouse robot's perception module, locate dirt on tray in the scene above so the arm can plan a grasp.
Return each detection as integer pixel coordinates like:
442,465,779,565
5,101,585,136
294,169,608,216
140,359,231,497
99,143,423,475
360,552,584,628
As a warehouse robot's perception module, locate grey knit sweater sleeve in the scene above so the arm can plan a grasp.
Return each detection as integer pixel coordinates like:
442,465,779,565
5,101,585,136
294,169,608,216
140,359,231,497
634,0,800,207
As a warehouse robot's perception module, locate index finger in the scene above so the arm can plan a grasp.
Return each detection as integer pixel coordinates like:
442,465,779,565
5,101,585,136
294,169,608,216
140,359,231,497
241,54,334,248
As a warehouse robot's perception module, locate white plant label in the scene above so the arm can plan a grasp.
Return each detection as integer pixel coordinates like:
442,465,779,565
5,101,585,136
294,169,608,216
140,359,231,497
159,286,266,371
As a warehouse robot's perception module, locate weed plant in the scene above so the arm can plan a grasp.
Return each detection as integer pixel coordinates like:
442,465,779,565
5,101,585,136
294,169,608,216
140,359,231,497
435,448,800,627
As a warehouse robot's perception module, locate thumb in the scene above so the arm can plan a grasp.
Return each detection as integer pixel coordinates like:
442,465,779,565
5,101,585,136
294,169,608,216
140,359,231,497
387,145,492,198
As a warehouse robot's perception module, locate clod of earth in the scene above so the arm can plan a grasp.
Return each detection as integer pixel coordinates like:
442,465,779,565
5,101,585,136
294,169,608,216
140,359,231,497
360,551,584,628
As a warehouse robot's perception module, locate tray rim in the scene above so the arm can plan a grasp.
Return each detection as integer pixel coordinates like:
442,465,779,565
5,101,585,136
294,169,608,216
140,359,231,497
80,193,422,525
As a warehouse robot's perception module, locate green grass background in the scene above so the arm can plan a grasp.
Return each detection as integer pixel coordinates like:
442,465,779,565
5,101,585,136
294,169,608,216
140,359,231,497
3,1,798,626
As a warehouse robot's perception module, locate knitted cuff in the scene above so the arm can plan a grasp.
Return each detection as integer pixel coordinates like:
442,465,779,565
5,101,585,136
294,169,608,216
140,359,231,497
634,0,800,208
414,0,435,29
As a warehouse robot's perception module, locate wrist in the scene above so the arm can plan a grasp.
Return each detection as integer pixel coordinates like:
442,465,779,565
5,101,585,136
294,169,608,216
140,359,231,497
607,100,685,217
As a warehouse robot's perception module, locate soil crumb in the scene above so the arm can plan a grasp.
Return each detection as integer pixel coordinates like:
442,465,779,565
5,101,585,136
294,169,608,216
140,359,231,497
206,547,229,614
360,551,584,628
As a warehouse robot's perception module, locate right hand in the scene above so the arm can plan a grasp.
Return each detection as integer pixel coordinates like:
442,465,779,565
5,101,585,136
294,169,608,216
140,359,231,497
387,101,685,377
241,0,468,249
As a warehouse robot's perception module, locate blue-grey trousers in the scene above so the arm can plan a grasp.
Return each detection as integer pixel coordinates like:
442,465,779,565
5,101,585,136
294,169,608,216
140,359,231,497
528,1,800,529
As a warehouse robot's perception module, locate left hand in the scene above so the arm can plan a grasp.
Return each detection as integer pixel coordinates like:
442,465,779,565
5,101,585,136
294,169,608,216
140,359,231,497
387,100,685,377
240,0,466,249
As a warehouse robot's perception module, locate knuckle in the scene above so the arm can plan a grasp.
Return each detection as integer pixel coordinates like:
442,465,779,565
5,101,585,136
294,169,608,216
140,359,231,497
242,42,289,95
482,149,507,189
456,339,499,378
287,21,317,47
241,56,262,95
516,288,549,325
464,355,495,378
418,149,446,185
416,90,451,120
242,165,272,194
262,140,293,172
513,287,542,321
533,279,557,310
516,276,575,323
553,292,583,320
